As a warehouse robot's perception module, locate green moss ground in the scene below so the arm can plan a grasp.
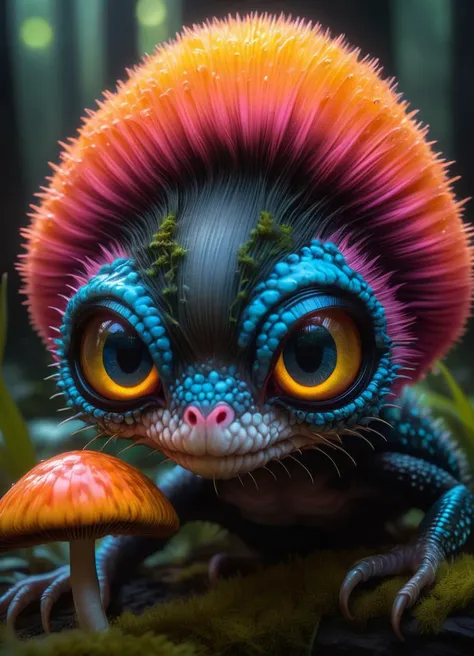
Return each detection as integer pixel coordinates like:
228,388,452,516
3,548,474,656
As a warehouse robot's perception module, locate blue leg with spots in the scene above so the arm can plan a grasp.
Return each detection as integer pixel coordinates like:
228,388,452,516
340,453,474,641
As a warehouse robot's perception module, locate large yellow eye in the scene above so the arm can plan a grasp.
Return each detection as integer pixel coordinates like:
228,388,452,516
80,313,160,401
273,309,362,401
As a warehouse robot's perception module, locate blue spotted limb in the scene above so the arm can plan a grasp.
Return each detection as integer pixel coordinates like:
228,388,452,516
339,453,474,640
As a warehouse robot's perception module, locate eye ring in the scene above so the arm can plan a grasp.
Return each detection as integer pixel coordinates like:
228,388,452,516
78,311,160,403
272,308,362,402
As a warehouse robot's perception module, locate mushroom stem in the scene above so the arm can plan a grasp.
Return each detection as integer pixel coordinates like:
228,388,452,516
69,538,109,631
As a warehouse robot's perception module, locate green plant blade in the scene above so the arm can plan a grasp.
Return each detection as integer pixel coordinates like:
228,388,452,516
436,361,474,445
421,391,465,423
0,272,7,365
0,375,37,480
0,273,37,480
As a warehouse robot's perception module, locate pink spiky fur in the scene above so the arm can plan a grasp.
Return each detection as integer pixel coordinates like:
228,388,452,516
17,13,473,385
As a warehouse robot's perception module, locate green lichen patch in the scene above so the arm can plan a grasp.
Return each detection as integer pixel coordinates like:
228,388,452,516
230,211,293,322
0,628,199,656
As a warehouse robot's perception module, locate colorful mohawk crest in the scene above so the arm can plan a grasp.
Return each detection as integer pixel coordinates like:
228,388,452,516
19,13,473,383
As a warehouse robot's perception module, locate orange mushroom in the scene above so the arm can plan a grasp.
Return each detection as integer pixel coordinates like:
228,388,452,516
0,450,179,632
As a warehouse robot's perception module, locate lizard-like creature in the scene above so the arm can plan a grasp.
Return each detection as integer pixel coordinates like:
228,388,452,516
2,13,473,640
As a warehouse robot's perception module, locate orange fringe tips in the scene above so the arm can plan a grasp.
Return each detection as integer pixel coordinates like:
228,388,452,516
18,13,473,381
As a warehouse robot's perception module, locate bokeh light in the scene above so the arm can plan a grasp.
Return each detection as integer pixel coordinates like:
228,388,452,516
20,17,53,50
136,0,167,27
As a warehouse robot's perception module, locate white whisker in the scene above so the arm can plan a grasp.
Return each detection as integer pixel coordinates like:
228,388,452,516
287,453,314,484
262,466,277,481
72,424,93,437
117,442,137,456
362,426,388,442
44,373,60,381
145,449,162,459
83,431,106,450
213,477,219,497
237,475,245,487
58,413,83,426
273,457,292,479
310,431,357,466
309,446,341,477
247,471,259,490
100,433,118,452
50,392,65,400
311,432,339,451
367,416,394,430
343,428,375,450
333,434,357,467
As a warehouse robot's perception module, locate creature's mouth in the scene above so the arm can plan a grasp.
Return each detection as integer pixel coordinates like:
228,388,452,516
159,435,310,479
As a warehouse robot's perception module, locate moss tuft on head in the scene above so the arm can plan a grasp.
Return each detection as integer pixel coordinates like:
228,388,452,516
147,213,187,279
230,211,293,322
145,212,187,316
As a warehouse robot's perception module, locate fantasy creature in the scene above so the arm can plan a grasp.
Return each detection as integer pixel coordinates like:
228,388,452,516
1,13,473,640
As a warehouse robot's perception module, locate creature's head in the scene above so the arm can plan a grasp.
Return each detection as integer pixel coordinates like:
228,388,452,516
19,15,472,479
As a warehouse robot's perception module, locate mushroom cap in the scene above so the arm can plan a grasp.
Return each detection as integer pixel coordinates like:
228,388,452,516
0,451,179,551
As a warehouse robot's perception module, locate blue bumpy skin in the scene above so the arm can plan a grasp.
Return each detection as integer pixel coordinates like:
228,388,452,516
239,240,395,428
171,366,253,415
54,258,174,425
1,240,472,642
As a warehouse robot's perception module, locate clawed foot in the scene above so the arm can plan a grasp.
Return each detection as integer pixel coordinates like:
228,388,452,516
0,565,111,633
208,552,262,585
339,544,441,641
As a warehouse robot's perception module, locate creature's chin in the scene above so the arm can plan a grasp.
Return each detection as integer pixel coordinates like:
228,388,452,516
159,436,309,479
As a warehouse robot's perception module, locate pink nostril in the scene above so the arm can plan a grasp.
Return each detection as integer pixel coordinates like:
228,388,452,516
216,410,227,424
183,404,234,429
207,404,235,429
183,406,205,428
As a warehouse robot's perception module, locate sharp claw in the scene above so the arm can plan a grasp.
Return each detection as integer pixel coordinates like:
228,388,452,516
339,569,364,620
40,570,72,633
6,585,32,629
391,593,410,642
208,553,261,586
0,585,21,614
40,587,56,634
208,553,228,586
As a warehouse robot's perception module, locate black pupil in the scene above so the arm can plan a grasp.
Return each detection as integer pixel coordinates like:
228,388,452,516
115,337,144,373
294,327,325,372
282,323,337,387
102,322,153,387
